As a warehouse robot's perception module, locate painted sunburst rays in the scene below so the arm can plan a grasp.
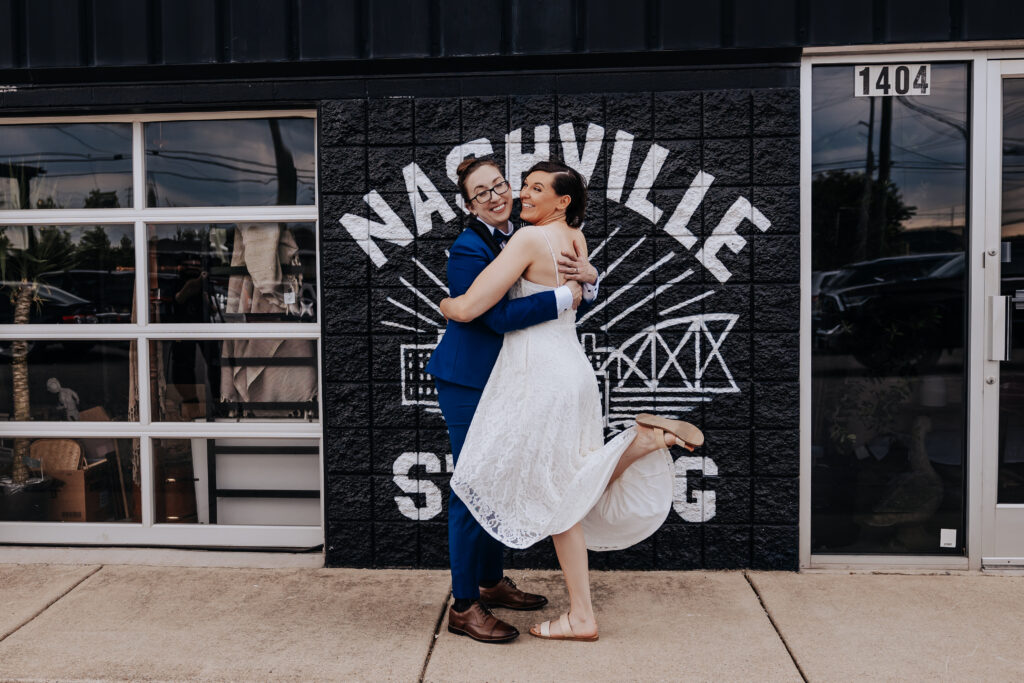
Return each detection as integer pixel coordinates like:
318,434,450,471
380,230,738,422
379,228,725,335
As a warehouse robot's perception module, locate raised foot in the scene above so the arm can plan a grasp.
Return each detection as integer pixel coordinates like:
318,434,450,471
635,413,704,449
529,612,599,642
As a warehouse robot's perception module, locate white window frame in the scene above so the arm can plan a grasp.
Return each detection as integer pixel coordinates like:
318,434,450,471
0,110,324,549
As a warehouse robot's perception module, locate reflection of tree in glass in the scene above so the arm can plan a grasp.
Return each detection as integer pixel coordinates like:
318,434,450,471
84,188,120,209
813,170,916,271
0,227,78,483
74,226,134,270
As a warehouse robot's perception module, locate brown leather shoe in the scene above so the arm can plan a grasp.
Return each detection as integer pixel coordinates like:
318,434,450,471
447,602,519,643
478,576,548,611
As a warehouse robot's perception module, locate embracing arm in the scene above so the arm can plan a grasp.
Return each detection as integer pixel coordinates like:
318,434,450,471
445,238,557,333
441,234,536,323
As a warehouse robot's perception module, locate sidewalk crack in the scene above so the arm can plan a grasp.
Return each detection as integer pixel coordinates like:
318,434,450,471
418,588,451,683
744,571,809,683
0,564,104,644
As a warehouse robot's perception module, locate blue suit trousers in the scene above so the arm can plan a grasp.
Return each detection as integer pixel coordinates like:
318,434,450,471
435,377,505,599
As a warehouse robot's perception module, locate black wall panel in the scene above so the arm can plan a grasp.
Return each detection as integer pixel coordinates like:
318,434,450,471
439,0,504,56
93,0,149,66
0,0,15,69
228,0,291,62
298,0,361,60
315,70,801,571
512,0,575,54
964,0,1024,41
734,0,799,48
160,0,218,64
808,0,874,46
25,0,83,67
0,0,1022,77
659,1,721,51
369,0,432,58
585,0,648,53
886,0,953,43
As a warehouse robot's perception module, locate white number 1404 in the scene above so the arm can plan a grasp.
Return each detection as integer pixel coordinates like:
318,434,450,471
855,64,930,97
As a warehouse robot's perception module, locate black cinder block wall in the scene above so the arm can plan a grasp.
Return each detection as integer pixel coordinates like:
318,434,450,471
319,70,800,571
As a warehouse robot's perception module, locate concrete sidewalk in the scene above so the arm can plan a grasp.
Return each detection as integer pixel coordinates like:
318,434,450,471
1,563,1023,682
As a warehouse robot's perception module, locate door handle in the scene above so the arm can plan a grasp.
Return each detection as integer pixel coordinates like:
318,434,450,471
990,295,1011,361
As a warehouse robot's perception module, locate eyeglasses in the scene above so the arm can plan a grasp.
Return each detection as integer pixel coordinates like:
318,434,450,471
470,180,511,204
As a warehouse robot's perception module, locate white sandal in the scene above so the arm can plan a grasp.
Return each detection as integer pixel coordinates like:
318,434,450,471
529,613,599,642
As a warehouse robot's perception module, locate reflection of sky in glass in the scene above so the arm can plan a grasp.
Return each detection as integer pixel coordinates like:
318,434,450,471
0,123,133,209
145,119,315,207
813,64,969,231
1003,79,1024,237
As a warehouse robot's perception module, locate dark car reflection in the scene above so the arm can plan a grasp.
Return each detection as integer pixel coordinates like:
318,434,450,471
814,252,965,371
0,279,128,356
37,269,135,324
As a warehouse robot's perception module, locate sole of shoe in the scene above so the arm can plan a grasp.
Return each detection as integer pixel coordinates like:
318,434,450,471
478,599,549,611
635,413,705,447
447,625,520,643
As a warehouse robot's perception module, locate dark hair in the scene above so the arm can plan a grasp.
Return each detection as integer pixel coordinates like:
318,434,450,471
524,160,587,228
455,156,502,203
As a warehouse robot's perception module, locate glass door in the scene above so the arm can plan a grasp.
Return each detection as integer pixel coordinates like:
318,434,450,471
984,62,1024,565
810,62,971,556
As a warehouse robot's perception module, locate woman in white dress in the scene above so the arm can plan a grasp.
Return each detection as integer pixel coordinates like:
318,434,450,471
440,160,703,642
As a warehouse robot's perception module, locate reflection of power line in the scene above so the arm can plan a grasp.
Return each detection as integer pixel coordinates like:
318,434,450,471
147,152,313,180
888,164,966,171
147,170,315,187
53,126,126,153
895,96,968,138
3,153,127,162
148,148,286,170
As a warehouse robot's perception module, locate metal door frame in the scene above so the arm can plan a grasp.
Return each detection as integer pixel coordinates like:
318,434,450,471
980,58,1024,567
800,44,1024,570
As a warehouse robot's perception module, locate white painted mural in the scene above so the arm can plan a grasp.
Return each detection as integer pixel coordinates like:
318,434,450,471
338,121,774,524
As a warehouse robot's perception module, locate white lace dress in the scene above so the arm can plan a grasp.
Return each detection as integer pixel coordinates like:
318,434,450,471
449,273,675,551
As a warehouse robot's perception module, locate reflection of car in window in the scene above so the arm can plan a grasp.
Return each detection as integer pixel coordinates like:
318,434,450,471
815,252,966,371
0,282,101,357
37,269,135,324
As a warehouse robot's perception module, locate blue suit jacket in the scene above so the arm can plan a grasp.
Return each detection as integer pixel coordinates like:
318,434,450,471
426,222,595,390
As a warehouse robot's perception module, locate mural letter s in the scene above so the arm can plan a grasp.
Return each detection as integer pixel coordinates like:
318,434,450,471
392,452,444,520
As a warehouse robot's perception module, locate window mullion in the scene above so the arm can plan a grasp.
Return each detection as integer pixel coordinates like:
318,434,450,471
133,120,145,211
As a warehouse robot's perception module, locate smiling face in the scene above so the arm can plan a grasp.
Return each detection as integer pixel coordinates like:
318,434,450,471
464,164,513,227
519,171,571,225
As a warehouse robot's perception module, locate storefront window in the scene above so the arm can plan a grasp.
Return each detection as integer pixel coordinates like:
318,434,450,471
144,118,316,207
0,224,135,324
0,123,133,210
149,339,318,422
0,437,140,522
1,113,319,542
147,223,317,324
811,63,970,554
0,340,136,422
153,438,319,525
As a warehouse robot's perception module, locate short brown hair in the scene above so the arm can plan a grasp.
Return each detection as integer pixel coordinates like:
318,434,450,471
456,156,502,203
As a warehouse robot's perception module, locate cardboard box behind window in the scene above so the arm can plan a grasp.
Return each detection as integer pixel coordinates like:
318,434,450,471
48,460,112,523
30,438,113,522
